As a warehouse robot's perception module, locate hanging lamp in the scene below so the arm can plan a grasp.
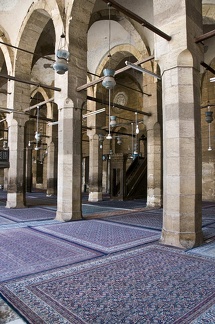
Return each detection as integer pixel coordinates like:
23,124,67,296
102,3,116,89
110,115,117,127
34,105,41,150
102,68,116,89
103,3,116,140
106,88,112,139
135,112,139,134
53,33,70,74
117,136,122,145
205,105,213,151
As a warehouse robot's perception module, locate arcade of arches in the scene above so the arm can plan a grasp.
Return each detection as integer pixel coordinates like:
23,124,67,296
0,0,214,249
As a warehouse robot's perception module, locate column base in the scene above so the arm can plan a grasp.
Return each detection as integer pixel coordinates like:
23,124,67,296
55,211,82,222
147,193,162,208
160,229,204,249
88,191,103,202
6,193,26,208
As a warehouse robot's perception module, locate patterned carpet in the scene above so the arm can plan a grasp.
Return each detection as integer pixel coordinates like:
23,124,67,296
0,207,56,222
1,245,215,324
0,193,215,323
103,211,163,230
0,227,102,282
34,219,161,253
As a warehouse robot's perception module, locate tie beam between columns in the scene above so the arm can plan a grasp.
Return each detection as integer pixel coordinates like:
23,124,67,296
87,95,151,116
0,73,61,92
102,0,171,41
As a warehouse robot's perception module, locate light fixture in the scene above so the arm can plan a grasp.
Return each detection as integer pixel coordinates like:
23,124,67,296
125,61,161,80
135,112,139,134
102,3,116,140
106,133,112,140
34,105,41,150
102,68,116,89
131,122,134,157
110,115,117,127
205,105,213,151
99,134,104,149
106,89,112,140
117,136,122,145
102,3,116,90
53,33,69,75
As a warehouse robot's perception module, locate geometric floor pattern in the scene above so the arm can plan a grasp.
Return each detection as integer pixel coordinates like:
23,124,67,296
34,219,161,253
0,192,215,323
1,245,215,324
0,207,56,222
103,211,163,230
0,227,102,282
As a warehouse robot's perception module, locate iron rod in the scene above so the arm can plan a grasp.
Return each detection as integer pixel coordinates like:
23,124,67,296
0,73,61,92
87,95,151,116
0,40,55,62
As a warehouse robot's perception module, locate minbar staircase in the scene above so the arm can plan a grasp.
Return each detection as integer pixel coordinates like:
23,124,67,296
125,156,147,199
114,156,147,200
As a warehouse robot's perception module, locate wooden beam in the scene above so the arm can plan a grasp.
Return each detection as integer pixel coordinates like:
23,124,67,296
24,97,54,112
102,0,171,41
0,73,61,92
195,29,215,43
87,95,151,116
200,61,215,75
77,55,154,92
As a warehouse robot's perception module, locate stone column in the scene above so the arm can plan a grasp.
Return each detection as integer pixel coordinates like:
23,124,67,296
26,147,32,192
6,117,27,208
88,133,103,202
55,0,95,221
154,0,203,248
46,142,57,196
56,98,82,221
144,78,162,208
3,168,8,191
146,124,162,207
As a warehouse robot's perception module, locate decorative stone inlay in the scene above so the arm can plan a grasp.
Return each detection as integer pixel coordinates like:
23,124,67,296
113,92,128,113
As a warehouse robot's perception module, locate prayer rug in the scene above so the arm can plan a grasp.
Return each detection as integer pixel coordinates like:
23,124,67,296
186,240,215,259
103,211,162,230
0,207,55,222
0,227,102,282
1,245,215,323
34,219,160,253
